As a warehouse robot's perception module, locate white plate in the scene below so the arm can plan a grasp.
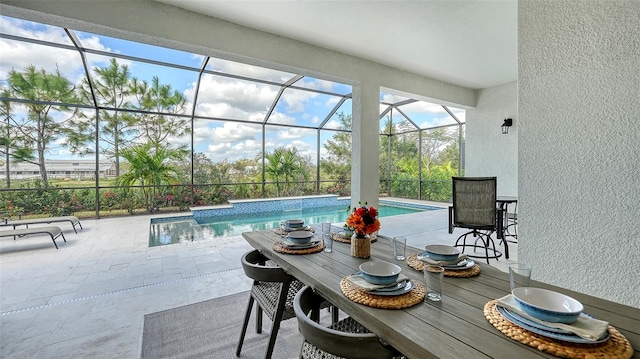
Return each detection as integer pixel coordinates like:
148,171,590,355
500,306,573,334
286,219,305,227
288,231,314,239
417,252,474,270
442,259,475,271
281,239,321,249
281,225,311,232
368,280,414,296
496,305,610,344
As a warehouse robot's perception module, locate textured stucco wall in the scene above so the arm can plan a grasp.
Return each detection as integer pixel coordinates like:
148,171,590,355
466,81,518,196
519,0,640,308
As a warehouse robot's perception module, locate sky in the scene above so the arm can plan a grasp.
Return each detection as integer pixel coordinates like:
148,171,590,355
0,15,465,164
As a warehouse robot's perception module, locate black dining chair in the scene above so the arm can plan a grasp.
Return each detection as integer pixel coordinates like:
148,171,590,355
236,250,337,359
236,249,303,359
504,201,518,242
294,285,405,359
449,176,504,264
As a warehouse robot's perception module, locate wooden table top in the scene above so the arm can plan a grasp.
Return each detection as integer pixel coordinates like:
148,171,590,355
242,229,639,359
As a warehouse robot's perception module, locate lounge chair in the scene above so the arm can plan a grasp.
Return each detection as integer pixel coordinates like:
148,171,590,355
0,226,66,249
2,215,83,233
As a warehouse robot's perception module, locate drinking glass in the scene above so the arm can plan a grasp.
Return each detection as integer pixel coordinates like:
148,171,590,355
393,236,406,260
322,222,332,252
424,265,444,302
509,263,532,290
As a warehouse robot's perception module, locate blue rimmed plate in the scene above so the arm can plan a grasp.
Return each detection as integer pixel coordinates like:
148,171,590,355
442,259,475,271
495,305,610,344
367,280,414,296
281,239,321,249
417,253,475,271
501,306,573,334
288,231,314,239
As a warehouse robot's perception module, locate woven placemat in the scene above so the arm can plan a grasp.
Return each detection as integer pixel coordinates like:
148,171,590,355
274,227,315,236
273,241,325,255
330,232,377,244
406,253,481,278
483,300,634,359
339,277,425,309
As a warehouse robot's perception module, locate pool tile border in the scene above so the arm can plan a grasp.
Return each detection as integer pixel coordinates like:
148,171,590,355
189,195,347,219
151,197,443,224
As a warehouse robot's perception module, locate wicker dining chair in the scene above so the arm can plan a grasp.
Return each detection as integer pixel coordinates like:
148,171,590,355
236,249,304,359
449,176,504,264
294,285,405,359
236,250,337,359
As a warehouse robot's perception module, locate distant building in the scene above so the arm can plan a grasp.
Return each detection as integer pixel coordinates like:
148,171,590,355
0,160,116,180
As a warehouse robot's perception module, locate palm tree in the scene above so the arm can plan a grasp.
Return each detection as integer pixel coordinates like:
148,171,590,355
263,147,308,196
117,143,187,212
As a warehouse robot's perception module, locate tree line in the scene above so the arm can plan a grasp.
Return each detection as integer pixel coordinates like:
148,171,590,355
1,59,460,216
1,59,189,188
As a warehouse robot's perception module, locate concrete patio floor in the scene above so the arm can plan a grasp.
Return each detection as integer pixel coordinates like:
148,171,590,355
0,200,517,358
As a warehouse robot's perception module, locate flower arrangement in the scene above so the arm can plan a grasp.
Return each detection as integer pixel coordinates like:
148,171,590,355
346,202,380,237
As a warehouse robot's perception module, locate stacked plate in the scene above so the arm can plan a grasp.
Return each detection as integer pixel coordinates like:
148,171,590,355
355,261,414,296
417,252,475,271
495,305,610,344
282,231,319,249
440,258,475,271
496,288,610,344
281,219,308,232
366,279,414,296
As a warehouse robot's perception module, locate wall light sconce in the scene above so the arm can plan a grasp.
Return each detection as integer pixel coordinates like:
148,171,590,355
501,118,513,134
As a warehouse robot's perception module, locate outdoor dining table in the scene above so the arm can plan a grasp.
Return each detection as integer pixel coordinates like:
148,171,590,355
242,228,639,359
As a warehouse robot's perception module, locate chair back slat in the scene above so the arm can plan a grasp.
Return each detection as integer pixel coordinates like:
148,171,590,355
452,176,497,227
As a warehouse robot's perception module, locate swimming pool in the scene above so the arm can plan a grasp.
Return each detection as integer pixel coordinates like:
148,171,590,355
149,204,435,247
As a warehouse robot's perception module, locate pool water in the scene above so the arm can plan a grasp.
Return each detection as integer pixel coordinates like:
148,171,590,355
149,205,429,247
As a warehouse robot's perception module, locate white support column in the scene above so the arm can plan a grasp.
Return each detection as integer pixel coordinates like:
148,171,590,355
351,81,380,209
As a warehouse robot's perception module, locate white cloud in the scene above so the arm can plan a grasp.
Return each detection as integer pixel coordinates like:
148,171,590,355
381,92,410,104
191,75,277,117
325,96,340,107
266,111,296,125
280,89,316,113
277,127,315,140
207,57,294,83
190,121,263,162
324,119,342,129
297,78,337,92
0,17,111,84
309,115,322,125
401,101,446,114
288,139,317,162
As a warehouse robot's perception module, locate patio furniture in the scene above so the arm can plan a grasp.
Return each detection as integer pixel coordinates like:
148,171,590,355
294,285,402,359
0,226,66,249
236,249,316,359
497,196,518,242
1,215,83,234
242,229,640,359
449,176,505,263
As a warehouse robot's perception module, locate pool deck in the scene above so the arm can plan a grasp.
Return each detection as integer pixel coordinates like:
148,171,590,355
0,198,517,358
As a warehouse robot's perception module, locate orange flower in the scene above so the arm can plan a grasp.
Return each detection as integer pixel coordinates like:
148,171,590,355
346,203,380,236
